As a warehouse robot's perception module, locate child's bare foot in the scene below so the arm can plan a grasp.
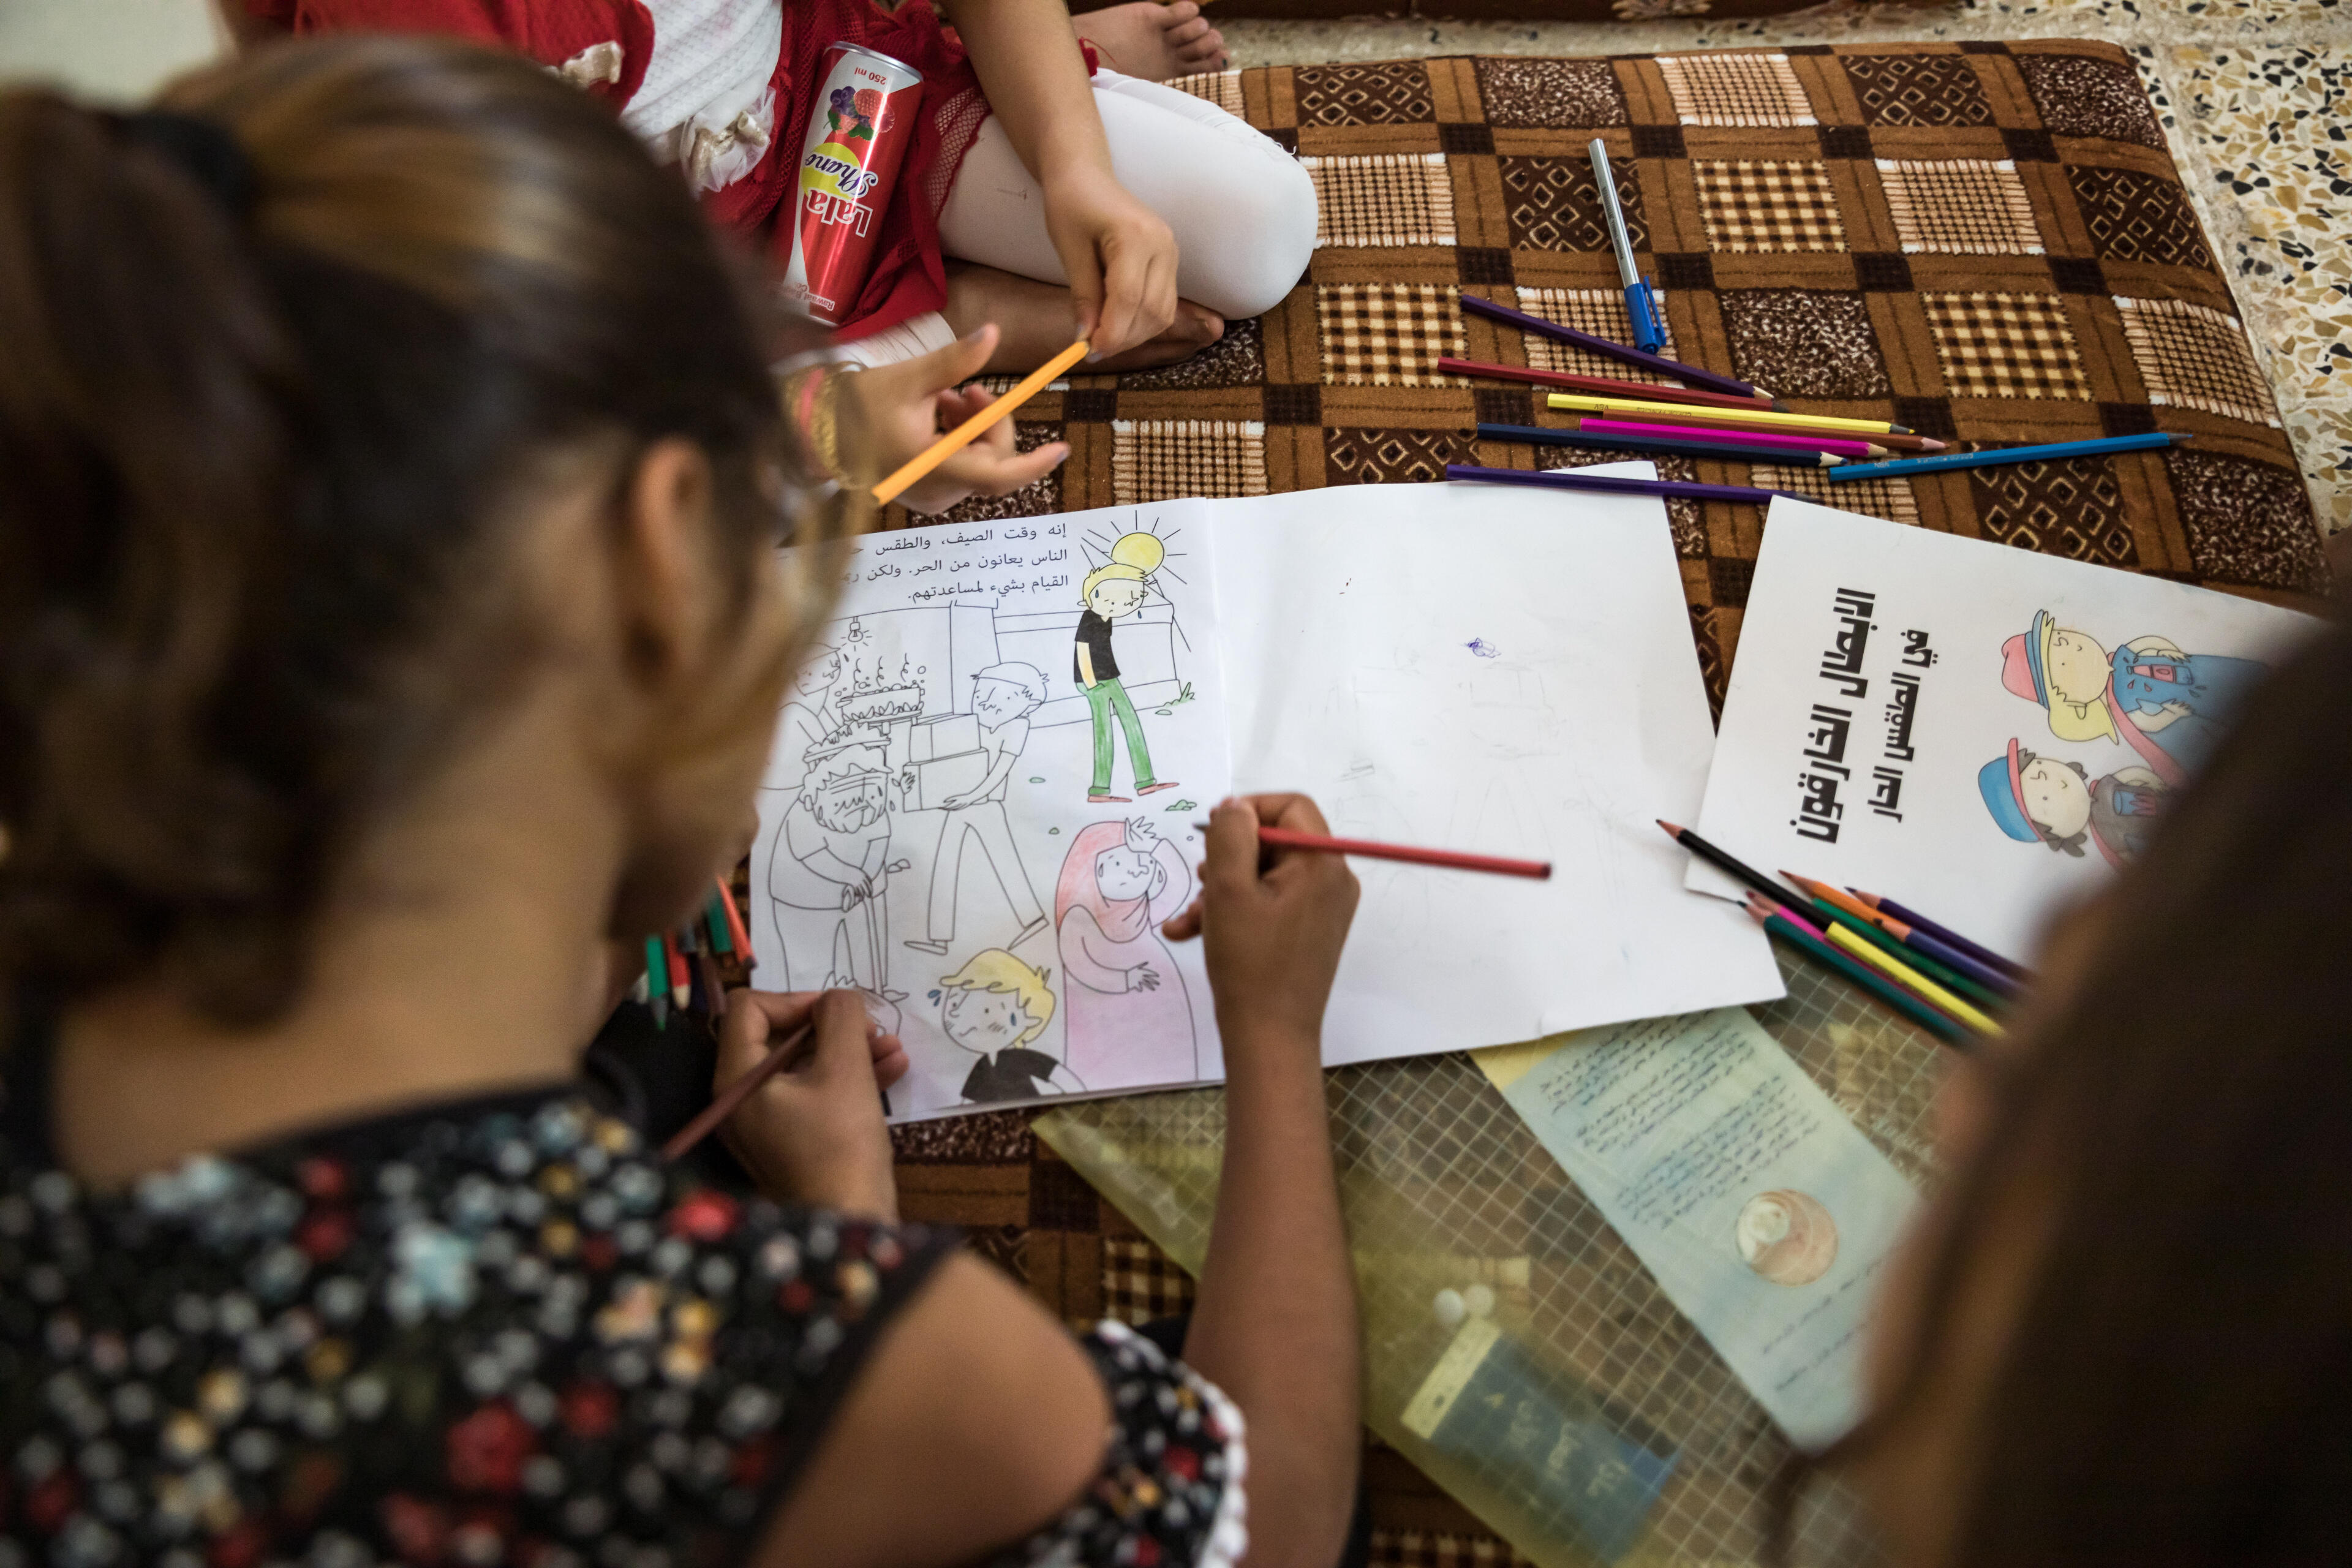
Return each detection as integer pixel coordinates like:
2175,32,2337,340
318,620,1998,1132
1071,1,1226,81
943,262,1225,372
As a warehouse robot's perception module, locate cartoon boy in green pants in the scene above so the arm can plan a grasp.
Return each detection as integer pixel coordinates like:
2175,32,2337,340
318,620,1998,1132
1073,532,1180,804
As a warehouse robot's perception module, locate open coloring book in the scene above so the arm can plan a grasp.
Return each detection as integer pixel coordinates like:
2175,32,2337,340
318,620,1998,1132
753,474,1785,1122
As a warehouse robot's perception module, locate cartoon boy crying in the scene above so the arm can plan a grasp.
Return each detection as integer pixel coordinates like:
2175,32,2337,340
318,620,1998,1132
935,949,1082,1105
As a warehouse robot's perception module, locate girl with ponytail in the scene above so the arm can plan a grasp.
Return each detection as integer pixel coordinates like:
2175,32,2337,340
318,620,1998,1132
0,37,1365,1568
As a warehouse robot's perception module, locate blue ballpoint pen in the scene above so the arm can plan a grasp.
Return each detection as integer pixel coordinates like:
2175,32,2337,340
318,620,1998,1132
1589,138,1664,354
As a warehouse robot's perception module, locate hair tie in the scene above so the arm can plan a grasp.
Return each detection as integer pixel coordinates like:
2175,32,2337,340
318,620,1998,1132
111,110,257,219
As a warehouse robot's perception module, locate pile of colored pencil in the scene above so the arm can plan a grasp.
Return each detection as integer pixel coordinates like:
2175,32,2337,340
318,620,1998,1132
1448,289,2188,502
1658,821,2031,1047
633,875,756,1028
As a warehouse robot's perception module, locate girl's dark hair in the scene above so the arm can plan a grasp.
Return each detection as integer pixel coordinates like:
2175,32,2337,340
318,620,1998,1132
1803,617,2352,1562
0,38,841,1023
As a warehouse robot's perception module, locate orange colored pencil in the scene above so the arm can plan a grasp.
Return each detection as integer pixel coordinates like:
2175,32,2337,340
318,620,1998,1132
1781,872,1882,927
872,338,1090,505
713,875,753,961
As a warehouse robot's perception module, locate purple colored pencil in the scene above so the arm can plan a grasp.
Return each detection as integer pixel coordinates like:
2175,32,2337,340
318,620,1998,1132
1853,890,2033,981
1457,293,1762,401
1580,418,1876,459
1898,924,2023,1000
1446,463,1807,507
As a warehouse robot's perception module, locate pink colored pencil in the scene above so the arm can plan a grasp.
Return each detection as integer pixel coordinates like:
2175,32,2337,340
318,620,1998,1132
1578,418,1878,459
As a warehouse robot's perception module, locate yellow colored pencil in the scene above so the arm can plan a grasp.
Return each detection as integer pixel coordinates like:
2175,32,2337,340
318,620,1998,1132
1822,922,2005,1035
872,337,1090,505
1545,393,1906,437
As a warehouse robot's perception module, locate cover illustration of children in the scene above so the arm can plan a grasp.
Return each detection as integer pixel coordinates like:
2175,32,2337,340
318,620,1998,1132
2000,609,2268,783
1977,736,2170,867
934,949,1079,1105
1073,531,1181,805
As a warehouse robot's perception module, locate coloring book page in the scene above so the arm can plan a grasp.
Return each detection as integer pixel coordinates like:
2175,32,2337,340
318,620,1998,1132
1691,499,2323,960
1212,470,1785,1063
749,502,1232,1122
1479,1008,1921,1451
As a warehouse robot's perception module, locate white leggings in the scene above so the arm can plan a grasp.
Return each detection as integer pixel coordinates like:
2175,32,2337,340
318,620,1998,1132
841,70,1317,366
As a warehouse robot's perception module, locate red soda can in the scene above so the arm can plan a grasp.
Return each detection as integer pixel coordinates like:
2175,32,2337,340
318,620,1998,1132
779,43,925,325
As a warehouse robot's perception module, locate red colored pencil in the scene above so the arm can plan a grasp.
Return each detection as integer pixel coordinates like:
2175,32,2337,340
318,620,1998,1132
662,1022,815,1161
1439,356,1781,412
713,874,753,963
1197,822,1552,880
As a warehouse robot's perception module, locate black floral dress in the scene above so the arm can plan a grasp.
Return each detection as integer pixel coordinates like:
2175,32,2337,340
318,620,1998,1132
0,1043,1246,1568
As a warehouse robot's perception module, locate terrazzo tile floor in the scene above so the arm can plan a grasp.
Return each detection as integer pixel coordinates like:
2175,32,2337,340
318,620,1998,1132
1224,0,2352,540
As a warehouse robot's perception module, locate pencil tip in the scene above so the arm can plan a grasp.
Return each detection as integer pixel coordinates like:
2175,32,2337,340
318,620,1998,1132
1780,870,1818,894
1656,819,1685,837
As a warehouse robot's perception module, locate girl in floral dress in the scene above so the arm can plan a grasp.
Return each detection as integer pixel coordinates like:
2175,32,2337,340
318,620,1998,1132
0,37,1361,1568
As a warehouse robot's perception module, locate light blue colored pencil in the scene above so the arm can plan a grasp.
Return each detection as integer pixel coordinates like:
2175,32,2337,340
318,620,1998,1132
1826,431,2178,481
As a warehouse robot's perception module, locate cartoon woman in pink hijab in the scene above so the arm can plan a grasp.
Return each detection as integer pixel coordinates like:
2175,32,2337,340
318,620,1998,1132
1053,817,1199,1087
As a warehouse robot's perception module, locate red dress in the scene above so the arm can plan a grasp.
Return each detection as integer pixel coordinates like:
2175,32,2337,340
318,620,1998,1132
249,0,992,339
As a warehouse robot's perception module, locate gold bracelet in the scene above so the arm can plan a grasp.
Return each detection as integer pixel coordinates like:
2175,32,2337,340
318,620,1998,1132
809,368,854,489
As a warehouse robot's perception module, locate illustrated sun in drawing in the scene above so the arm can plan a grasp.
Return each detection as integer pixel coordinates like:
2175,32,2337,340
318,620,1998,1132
1735,1190,1839,1286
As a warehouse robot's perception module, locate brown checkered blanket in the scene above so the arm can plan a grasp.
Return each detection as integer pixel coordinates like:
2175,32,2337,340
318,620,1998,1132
887,41,2324,1563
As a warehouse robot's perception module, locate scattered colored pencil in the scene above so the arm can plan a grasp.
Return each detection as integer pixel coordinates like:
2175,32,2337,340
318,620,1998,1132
1193,821,1553,880
643,935,669,1028
1437,357,1782,412
697,951,727,1015
1817,922,2003,1035
1742,894,1970,1046
1826,431,2180,483
662,1022,816,1161
1578,418,1885,459
872,337,1089,505
662,930,690,1011
1803,897,2008,1015
714,875,752,956
1545,392,1918,439
1655,820,1793,904
1447,463,1806,507
1783,873,2018,1000
1849,889,2032,981
1755,894,1970,1022
1458,293,1763,399
1478,423,1844,469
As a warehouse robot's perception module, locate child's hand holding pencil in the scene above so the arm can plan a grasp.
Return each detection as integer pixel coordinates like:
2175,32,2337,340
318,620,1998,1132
693,989,908,1219
843,323,1072,513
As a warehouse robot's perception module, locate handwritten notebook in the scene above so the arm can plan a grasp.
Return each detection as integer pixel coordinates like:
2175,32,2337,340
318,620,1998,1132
753,475,1784,1123
1689,499,2321,958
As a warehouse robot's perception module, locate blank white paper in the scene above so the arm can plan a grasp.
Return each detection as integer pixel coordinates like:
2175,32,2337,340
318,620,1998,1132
1212,470,1784,1065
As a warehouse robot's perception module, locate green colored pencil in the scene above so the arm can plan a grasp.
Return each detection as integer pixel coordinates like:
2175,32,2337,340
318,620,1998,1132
1807,899,2005,1013
1743,895,1970,1047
